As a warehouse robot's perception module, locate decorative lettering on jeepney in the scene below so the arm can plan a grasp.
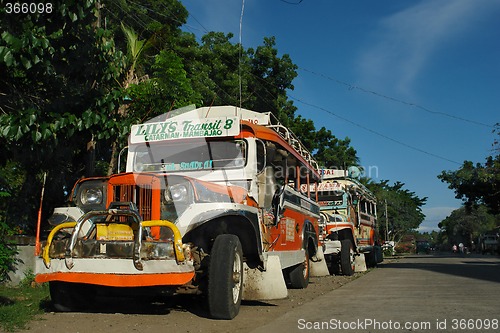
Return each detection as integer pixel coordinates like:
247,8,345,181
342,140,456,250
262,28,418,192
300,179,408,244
301,181,343,193
279,217,296,245
319,200,344,207
158,160,214,171
130,117,240,143
285,217,295,242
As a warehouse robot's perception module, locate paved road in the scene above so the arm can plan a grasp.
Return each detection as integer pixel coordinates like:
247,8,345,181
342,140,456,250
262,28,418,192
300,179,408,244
252,254,500,333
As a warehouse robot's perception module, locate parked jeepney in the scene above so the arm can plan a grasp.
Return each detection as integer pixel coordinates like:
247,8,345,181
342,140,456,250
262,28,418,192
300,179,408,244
34,105,328,319
313,168,383,275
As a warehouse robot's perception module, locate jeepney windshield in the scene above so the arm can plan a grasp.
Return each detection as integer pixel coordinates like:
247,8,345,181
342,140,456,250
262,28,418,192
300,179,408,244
133,139,247,172
318,191,346,208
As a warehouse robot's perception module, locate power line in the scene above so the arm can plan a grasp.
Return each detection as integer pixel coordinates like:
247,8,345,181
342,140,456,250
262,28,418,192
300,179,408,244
298,67,495,129
103,2,463,166
279,0,304,4
288,94,462,165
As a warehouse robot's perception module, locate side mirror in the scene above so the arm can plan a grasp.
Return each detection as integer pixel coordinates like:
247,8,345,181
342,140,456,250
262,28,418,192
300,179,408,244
272,185,286,225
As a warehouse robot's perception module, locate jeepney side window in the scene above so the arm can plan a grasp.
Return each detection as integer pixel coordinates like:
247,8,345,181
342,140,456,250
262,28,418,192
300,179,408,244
360,200,367,213
266,142,287,186
256,139,266,173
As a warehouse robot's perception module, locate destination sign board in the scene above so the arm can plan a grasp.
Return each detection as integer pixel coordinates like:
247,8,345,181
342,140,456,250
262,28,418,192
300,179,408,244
130,117,240,144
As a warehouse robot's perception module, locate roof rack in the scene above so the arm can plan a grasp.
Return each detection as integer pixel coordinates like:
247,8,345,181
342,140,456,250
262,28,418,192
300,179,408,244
263,112,320,172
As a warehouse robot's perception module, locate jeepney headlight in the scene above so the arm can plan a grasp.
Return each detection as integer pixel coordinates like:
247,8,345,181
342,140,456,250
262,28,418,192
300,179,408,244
81,188,103,205
169,184,188,202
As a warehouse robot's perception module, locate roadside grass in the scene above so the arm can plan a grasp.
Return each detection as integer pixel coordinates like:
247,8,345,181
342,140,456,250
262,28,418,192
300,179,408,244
0,278,50,332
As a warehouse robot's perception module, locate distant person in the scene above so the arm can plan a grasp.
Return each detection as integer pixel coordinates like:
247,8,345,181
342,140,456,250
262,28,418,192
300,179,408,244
452,244,457,253
459,243,464,254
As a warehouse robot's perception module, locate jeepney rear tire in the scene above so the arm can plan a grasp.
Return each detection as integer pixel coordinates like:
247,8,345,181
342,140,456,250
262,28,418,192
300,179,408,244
288,248,310,289
49,281,95,312
340,239,355,276
208,234,243,320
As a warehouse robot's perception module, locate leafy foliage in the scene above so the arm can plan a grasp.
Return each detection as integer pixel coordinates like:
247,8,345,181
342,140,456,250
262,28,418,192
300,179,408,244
0,219,18,283
438,155,500,215
314,127,359,169
0,0,126,225
0,0,361,239
438,124,500,215
437,205,497,247
366,180,427,243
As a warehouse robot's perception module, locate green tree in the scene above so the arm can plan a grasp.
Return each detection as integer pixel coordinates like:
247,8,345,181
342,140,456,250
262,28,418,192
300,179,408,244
0,0,125,228
438,124,500,215
314,127,359,169
175,32,359,167
0,0,361,238
107,22,153,175
437,205,497,247
438,155,500,215
247,36,298,116
102,0,188,47
367,180,427,243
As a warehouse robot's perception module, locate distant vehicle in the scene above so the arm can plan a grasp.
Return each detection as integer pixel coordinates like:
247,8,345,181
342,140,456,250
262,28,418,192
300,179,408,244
416,240,431,254
479,233,499,254
382,241,395,256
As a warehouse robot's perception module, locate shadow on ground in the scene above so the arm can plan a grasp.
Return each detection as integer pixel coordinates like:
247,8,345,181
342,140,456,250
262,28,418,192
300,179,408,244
381,253,500,284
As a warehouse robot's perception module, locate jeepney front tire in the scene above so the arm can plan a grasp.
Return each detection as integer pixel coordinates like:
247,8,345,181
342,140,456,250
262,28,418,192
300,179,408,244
365,249,377,268
208,234,243,320
49,281,95,312
340,239,355,276
288,248,310,289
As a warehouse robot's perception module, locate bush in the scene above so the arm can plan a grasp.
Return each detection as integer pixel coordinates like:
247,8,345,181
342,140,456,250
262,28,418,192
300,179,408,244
0,220,18,283
395,242,415,254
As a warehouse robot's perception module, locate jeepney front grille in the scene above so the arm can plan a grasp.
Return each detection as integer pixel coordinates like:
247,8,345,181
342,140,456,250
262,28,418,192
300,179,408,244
112,184,153,221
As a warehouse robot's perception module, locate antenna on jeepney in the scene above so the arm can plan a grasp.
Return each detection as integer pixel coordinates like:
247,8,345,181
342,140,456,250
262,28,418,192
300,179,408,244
238,0,245,111
164,101,176,120
205,95,216,118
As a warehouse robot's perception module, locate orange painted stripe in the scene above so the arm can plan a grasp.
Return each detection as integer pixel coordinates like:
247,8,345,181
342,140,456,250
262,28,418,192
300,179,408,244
35,271,195,287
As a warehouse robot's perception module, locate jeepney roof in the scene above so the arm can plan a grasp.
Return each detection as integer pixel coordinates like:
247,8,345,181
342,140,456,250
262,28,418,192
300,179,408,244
141,105,273,126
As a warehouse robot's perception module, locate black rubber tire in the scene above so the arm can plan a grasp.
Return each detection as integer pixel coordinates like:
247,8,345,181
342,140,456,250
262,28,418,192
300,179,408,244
50,281,95,312
340,239,355,276
365,250,377,268
326,254,340,275
288,248,310,289
208,234,244,320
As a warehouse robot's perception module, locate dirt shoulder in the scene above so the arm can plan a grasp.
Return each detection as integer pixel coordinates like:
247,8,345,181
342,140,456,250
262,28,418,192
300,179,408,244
22,271,372,333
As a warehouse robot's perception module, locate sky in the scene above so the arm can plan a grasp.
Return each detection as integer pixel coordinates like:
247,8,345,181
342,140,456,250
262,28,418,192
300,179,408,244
179,0,500,232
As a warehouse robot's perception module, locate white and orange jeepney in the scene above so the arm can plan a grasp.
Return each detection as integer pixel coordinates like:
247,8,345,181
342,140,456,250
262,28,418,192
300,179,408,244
313,168,383,275
35,105,328,319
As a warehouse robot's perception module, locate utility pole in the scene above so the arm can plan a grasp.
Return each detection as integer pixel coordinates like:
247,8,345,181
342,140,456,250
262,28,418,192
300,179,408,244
385,199,389,241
